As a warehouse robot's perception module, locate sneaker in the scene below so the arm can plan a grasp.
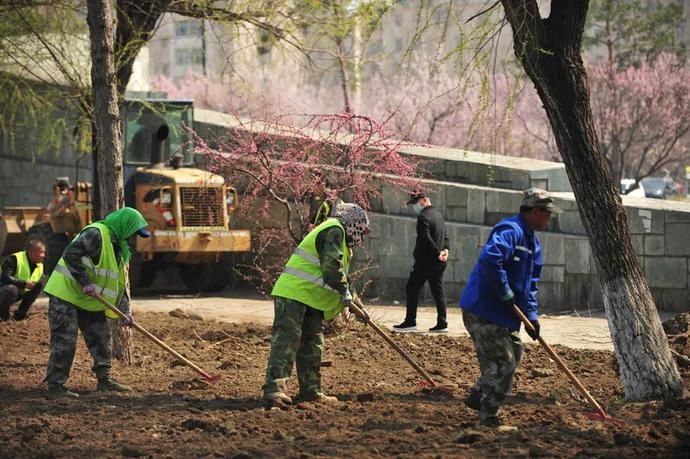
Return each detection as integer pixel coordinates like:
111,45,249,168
97,378,132,392
48,384,79,399
429,323,448,333
297,392,339,404
393,321,418,333
263,391,293,406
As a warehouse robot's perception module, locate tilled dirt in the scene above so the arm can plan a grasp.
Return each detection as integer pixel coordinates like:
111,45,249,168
1,311,689,458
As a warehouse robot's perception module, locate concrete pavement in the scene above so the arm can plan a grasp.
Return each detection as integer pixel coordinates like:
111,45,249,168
29,291,627,350
129,292,618,351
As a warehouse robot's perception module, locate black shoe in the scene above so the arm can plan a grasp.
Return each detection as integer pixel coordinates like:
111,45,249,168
429,323,448,333
480,416,501,427
393,321,418,333
464,389,481,411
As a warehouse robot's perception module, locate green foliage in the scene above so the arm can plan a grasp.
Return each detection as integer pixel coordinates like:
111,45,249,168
584,0,686,67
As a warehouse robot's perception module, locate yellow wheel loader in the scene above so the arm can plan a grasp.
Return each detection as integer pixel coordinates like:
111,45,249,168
0,99,250,293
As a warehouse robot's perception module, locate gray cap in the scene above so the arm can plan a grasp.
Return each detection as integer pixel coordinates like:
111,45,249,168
521,188,563,214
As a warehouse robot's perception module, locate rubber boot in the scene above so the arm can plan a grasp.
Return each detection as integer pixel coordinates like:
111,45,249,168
97,378,132,392
48,384,80,399
297,392,339,405
263,391,293,406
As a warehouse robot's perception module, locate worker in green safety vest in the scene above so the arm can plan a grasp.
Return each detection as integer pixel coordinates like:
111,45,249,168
0,239,46,321
263,202,371,406
43,207,150,399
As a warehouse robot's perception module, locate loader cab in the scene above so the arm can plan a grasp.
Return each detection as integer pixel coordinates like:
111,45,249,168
121,99,195,206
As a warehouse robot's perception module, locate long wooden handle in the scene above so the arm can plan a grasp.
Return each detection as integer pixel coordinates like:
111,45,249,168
95,295,216,380
513,305,605,416
350,300,438,387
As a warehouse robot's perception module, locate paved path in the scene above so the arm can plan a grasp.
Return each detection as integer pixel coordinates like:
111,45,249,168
32,291,648,351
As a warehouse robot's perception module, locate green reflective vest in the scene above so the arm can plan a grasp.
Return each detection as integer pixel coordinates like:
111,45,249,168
13,250,43,291
44,223,124,319
271,218,350,320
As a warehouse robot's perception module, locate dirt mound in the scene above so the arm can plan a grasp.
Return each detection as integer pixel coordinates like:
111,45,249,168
0,311,688,457
663,312,690,335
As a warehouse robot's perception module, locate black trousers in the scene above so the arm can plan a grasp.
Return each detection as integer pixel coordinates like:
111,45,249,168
0,283,42,321
405,262,447,325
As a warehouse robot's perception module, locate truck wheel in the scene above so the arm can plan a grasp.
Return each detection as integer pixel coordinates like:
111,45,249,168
129,253,158,292
25,223,70,275
179,255,232,293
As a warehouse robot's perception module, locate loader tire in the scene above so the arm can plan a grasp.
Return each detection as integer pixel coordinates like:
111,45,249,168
179,255,232,293
25,223,70,275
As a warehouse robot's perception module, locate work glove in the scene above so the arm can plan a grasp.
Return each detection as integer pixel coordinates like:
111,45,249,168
119,312,134,328
525,320,540,341
82,283,99,297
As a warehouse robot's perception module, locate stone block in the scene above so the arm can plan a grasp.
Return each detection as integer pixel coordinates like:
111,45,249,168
665,211,690,224
564,238,590,274
486,190,522,214
537,282,564,312
539,232,565,265
564,273,593,310
627,208,664,234
555,212,586,236
446,206,467,222
630,235,644,256
660,289,690,313
665,223,690,256
381,185,407,215
644,235,665,256
446,187,468,207
506,170,530,190
645,257,687,288
540,265,565,282
466,188,486,224
379,255,413,279
588,277,604,309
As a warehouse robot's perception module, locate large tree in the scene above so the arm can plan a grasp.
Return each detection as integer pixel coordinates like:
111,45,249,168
499,0,682,400
87,0,123,215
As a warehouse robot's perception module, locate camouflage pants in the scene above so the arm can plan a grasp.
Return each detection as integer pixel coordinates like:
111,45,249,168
46,295,112,386
463,310,524,422
0,283,42,321
263,296,324,397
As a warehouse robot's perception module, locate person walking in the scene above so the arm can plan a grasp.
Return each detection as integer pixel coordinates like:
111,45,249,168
263,203,370,406
43,207,150,399
394,191,450,333
0,240,46,321
460,188,560,427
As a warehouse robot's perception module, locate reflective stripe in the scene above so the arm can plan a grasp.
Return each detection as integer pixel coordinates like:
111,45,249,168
282,266,337,292
53,264,119,298
81,257,118,279
294,247,320,265
516,245,533,254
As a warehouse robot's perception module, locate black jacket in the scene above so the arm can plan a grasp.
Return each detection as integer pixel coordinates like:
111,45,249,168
0,252,38,289
413,206,450,265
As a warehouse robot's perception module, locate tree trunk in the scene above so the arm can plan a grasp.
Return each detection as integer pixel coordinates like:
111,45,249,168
500,0,682,400
87,0,130,361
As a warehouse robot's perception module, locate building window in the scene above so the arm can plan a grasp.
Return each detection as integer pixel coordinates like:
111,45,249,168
174,48,204,65
175,20,201,37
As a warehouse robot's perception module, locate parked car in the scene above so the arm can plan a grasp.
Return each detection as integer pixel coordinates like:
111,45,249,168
640,177,675,199
620,179,645,198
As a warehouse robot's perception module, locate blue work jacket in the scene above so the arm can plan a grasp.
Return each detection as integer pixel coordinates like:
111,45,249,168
459,214,543,331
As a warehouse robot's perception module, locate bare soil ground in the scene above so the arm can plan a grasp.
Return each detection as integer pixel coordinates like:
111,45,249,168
1,310,689,458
